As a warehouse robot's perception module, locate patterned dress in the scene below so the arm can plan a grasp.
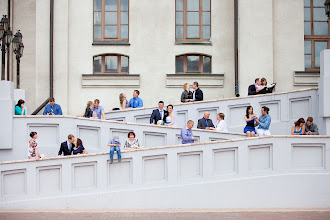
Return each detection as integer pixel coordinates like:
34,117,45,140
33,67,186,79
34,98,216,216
28,139,38,159
124,139,140,149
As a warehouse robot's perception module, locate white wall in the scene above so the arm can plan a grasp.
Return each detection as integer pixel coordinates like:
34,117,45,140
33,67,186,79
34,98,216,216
1,136,329,209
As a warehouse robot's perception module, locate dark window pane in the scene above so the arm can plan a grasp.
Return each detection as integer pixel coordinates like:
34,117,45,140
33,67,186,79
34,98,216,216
187,26,199,38
305,55,312,68
176,12,184,25
121,25,128,38
94,26,102,38
304,21,311,35
304,0,310,7
105,56,118,72
187,56,200,72
121,56,129,72
105,12,117,24
121,0,128,10
105,26,117,38
176,0,184,11
187,0,199,11
121,12,128,24
304,8,311,21
203,26,210,39
187,12,199,25
176,56,184,72
94,56,102,72
315,42,328,67
203,12,210,25
105,0,117,11
203,0,210,11
313,0,324,7
176,26,184,39
313,8,328,21
94,12,102,25
203,56,211,73
314,22,328,35
94,0,102,11
304,40,312,54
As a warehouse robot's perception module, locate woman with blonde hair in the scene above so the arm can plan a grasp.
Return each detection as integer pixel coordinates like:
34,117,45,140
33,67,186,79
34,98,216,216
81,101,93,118
119,93,131,109
181,83,193,103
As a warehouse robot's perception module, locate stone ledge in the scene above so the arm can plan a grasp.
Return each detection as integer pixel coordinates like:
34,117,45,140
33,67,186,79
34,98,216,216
166,73,224,88
81,74,140,88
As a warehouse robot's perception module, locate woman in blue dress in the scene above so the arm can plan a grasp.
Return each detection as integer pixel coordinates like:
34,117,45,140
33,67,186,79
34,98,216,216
71,138,88,155
244,106,257,137
291,118,305,135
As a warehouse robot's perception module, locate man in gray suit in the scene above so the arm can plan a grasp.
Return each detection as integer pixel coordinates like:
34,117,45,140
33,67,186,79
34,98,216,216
197,111,215,130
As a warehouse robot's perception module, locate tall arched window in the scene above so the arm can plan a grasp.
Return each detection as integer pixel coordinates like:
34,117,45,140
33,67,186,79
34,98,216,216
176,54,211,73
94,0,129,41
304,0,330,70
176,0,211,41
93,54,129,73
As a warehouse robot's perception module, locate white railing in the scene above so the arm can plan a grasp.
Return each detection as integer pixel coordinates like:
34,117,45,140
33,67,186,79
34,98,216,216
2,116,245,162
106,89,321,135
0,136,329,209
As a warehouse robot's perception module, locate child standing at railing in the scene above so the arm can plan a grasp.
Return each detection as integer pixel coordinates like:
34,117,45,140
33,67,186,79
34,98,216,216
108,136,122,164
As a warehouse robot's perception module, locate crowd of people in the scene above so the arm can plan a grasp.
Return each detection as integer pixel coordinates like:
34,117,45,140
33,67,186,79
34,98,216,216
17,79,320,162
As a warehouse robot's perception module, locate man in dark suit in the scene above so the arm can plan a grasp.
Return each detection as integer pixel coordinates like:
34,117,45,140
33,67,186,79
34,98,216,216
150,101,166,125
192,81,203,101
197,111,215,130
58,134,75,156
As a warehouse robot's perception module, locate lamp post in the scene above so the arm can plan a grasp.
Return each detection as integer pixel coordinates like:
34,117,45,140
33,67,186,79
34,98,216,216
325,0,330,18
0,15,12,81
12,30,23,89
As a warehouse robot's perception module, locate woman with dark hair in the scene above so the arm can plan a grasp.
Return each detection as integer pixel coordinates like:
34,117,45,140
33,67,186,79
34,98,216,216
164,104,176,126
71,138,88,155
244,106,257,137
28,131,41,160
124,132,140,150
15,99,26,115
291,118,305,135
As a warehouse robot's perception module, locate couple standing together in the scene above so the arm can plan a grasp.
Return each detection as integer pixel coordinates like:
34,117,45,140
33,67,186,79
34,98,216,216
150,101,176,126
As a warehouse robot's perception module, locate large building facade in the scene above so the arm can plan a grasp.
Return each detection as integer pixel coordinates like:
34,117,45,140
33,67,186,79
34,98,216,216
0,0,329,115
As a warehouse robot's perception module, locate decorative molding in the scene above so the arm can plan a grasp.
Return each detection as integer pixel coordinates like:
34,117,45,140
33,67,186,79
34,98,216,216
81,74,140,88
166,74,224,88
293,71,320,86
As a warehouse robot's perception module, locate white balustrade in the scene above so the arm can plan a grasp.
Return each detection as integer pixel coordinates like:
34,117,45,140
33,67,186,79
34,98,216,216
106,88,321,135
0,136,329,209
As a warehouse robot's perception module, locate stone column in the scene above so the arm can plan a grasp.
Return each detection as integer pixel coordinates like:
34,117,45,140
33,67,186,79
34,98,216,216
318,49,330,135
0,81,14,149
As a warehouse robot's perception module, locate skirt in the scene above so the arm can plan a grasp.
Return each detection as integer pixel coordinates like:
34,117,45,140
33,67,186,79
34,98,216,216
244,126,255,133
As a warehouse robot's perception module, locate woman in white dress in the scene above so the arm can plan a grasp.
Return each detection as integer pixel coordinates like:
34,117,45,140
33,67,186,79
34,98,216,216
164,104,176,127
212,113,228,132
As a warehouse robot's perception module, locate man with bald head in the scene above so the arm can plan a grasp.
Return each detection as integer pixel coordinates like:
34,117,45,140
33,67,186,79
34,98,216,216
197,111,215,130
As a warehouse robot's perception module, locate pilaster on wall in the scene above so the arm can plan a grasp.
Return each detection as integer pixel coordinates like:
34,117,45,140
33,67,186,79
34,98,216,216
53,0,69,115
319,50,330,134
0,81,14,149
238,0,274,96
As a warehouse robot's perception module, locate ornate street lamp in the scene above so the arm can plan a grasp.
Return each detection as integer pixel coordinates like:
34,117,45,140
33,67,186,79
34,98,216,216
12,30,23,89
325,0,330,18
1,15,10,80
